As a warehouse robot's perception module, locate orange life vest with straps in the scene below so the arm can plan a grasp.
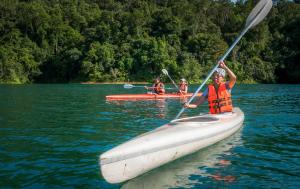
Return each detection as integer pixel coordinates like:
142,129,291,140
154,82,165,94
208,83,233,114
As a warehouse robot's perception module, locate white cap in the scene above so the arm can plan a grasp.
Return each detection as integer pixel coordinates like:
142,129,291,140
180,78,186,82
214,68,226,77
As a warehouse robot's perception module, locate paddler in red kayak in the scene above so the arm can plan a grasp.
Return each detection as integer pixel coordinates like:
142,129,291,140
178,78,188,94
184,61,236,114
145,77,165,94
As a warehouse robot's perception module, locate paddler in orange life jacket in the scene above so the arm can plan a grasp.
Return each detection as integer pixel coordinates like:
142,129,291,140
145,77,165,94
178,78,188,94
184,61,236,114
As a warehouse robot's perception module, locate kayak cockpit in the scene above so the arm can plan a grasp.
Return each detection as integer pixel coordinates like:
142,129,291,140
176,116,219,122
169,116,219,126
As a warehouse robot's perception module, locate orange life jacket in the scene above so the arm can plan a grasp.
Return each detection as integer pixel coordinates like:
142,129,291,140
179,83,188,94
208,83,233,114
154,82,165,94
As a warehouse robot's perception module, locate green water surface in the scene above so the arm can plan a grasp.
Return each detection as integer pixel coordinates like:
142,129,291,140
0,84,299,188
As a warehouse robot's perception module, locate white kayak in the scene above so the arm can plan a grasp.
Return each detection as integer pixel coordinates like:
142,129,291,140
121,130,243,189
100,107,244,184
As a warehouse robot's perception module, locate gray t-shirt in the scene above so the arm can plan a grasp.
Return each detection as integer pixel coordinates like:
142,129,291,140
202,82,232,99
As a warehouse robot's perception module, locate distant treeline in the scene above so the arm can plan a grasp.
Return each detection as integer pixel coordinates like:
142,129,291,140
0,0,299,84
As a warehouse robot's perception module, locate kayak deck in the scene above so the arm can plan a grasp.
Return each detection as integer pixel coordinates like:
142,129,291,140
106,93,202,100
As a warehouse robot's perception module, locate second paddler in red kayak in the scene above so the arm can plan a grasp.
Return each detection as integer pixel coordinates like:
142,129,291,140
178,78,188,95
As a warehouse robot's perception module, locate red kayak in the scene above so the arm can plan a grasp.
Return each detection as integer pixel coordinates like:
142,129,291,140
106,93,202,101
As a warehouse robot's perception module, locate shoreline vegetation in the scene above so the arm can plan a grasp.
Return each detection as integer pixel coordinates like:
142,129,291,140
0,1,299,84
80,81,149,84
0,79,259,85
80,79,259,85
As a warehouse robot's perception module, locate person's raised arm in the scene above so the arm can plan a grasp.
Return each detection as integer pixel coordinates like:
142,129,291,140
219,61,236,89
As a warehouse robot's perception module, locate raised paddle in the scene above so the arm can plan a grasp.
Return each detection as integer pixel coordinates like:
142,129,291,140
174,0,273,120
162,69,181,92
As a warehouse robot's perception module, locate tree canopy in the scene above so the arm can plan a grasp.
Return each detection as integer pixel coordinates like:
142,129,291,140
0,0,299,84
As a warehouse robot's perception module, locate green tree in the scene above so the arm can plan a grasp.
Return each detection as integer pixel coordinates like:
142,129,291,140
0,30,41,83
81,42,115,81
187,32,228,73
177,52,203,83
130,37,177,81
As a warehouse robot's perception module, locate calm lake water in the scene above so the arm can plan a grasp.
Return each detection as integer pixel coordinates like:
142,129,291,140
0,84,299,188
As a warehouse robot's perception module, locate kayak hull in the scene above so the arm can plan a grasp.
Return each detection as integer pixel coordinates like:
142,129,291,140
106,93,202,100
100,108,244,183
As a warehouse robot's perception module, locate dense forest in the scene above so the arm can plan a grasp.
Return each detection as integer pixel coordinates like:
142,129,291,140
0,0,299,84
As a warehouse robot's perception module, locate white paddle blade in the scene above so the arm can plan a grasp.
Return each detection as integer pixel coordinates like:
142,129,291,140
124,84,134,89
245,0,273,28
162,69,168,75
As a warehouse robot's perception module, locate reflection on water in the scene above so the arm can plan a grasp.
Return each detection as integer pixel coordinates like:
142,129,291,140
122,129,243,189
107,99,170,119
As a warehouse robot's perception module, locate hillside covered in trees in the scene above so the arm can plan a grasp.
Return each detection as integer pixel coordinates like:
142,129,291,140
0,0,299,84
